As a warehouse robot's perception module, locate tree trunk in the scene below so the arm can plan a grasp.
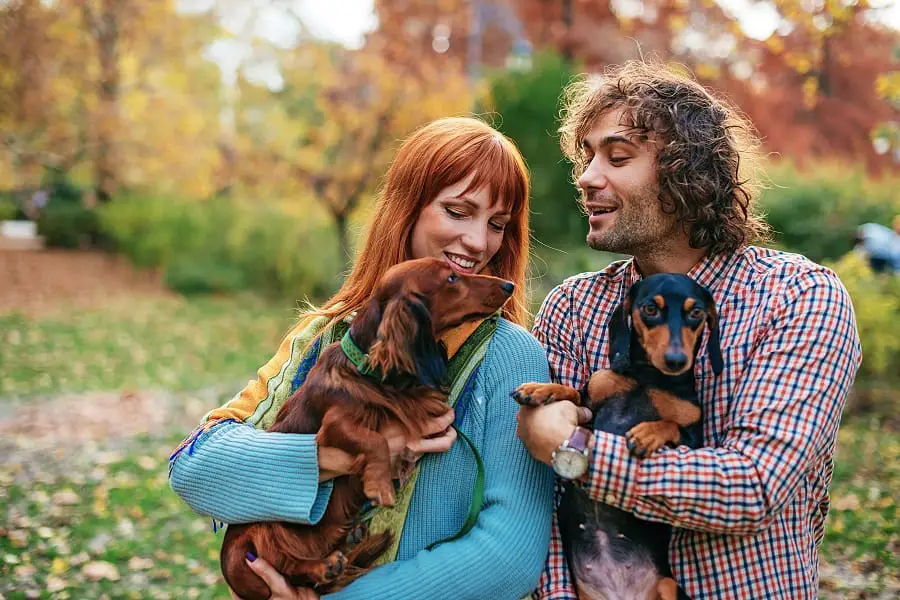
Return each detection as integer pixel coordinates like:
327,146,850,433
335,212,351,269
85,0,121,203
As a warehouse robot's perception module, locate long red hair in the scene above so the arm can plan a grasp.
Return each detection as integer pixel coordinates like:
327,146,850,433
299,116,531,332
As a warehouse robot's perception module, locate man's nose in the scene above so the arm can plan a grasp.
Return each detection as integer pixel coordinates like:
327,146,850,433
577,155,608,191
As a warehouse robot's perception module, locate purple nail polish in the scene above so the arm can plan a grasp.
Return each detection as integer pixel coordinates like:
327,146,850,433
246,552,257,562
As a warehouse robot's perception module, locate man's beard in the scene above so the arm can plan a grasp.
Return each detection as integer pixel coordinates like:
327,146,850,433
584,188,675,256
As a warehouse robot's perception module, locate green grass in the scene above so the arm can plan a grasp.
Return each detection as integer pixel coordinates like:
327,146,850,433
819,420,900,597
2,434,229,599
0,295,297,398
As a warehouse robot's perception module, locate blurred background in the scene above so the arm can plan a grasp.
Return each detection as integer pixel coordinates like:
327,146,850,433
1,0,899,598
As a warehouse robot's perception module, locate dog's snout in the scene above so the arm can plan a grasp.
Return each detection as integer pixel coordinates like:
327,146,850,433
664,351,688,372
500,281,515,295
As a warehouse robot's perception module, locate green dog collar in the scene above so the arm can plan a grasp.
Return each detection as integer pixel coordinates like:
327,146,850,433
340,330,379,379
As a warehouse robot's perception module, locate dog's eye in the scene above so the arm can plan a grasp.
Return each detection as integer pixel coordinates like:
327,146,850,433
689,307,704,319
642,304,659,316
447,273,459,283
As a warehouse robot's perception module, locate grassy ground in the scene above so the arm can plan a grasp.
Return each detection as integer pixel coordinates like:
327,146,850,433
1,295,898,598
0,295,295,398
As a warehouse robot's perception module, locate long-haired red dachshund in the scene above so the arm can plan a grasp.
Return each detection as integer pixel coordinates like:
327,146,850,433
221,257,515,600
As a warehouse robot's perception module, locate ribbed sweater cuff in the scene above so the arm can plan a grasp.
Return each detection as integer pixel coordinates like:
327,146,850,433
169,421,332,525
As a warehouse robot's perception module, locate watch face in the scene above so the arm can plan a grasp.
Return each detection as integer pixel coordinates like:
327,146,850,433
552,448,589,479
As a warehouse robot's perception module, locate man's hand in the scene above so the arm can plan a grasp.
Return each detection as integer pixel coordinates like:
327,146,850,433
230,555,319,600
516,400,593,464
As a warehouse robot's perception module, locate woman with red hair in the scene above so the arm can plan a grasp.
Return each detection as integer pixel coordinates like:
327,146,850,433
169,117,554,599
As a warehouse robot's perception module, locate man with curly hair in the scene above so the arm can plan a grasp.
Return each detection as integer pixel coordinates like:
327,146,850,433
516,60,862,599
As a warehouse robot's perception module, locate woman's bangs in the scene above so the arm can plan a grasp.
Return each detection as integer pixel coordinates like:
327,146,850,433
460,139,527,217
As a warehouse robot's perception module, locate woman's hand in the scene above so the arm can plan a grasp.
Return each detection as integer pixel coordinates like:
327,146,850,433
317,409,457,481
229,555,319,600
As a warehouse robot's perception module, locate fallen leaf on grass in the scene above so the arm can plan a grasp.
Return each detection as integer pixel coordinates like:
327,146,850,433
14,564,36,579
128,556,153,570
82,560,120,581
37,526,54,539
51,556,68,574
52,489,81,505
8,529,29,547
46,575,67,592
832,494,861,511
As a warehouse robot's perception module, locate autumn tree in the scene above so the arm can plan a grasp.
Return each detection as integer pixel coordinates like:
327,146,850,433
0,0,224,201
230,37,473,264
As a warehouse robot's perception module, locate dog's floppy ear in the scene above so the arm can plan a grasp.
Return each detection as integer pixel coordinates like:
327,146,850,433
700,287,724,376
368,294,446,386
407,296,447,388
608,296,632,373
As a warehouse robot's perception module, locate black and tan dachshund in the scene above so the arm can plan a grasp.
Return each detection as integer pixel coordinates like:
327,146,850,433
513,273,723,600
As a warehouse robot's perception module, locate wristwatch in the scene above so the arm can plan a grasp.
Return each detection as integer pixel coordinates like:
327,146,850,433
550,426,592,479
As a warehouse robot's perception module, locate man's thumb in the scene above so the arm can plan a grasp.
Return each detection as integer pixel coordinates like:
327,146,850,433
577,406,593,424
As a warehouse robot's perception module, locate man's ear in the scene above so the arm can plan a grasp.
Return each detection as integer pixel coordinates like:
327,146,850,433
608,297,632,373
700,287,724,376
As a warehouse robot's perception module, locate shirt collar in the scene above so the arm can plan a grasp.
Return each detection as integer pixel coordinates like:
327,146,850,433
622,249,737,292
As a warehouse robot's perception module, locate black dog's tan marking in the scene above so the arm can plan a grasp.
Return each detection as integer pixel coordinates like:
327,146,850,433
512,273,724,600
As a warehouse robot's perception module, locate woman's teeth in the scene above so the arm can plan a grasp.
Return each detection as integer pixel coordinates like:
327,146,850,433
447,254,476,269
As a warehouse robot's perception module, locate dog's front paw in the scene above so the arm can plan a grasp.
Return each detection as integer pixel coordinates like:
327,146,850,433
324,551,347,581
511,383,580,407
308,550,347,584
345,522,367,546
363,476,396,508
626,421,680,458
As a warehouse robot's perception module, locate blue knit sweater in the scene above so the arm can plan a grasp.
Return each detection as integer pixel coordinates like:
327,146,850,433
169,319,554,599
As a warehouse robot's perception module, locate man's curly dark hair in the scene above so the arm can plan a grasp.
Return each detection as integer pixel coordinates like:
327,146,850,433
559,59,770,256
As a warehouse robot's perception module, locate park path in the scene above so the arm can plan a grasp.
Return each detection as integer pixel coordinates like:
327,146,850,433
0,249,171,316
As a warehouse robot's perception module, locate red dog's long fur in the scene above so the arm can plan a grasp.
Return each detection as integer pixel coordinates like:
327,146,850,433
220,258,514,600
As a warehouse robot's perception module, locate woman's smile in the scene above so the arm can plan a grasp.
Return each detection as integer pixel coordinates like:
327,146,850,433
444,251,478,274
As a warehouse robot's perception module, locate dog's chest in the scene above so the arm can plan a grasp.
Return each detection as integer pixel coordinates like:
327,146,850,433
592,389,660,437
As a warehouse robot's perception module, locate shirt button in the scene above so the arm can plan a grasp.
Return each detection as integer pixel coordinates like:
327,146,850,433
605,493,616,504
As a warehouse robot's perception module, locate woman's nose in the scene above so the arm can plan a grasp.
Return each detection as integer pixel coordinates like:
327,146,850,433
460,223,488,253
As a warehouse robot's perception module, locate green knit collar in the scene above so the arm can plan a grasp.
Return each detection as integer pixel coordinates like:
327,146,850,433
341,330,379,379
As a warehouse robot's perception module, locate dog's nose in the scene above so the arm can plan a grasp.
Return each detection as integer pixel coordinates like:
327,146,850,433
664,351,688,372
501,281,515,295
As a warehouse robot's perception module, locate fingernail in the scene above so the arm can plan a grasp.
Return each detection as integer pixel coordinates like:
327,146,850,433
246,552,257,562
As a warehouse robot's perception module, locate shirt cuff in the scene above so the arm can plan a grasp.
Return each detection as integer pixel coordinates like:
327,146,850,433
541,590,578,600
584,430,640,511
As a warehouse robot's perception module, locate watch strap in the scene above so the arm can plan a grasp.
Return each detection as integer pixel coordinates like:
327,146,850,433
566,426,591,453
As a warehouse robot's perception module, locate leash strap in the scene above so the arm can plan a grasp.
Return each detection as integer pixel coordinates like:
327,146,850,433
425,425,484,549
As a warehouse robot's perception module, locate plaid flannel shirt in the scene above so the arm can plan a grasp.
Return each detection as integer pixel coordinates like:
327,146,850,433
532,246,861,599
